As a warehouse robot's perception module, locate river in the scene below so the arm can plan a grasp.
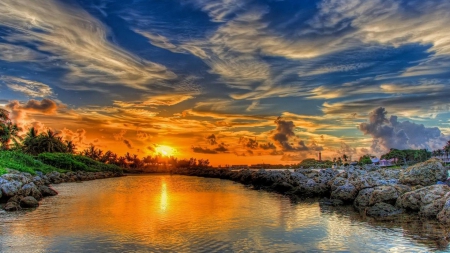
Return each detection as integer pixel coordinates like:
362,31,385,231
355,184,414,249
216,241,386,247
1,175,449,252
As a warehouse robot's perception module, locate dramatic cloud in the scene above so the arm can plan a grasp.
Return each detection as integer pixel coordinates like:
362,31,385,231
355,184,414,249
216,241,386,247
1,0,449,165
5,99,60,124
270,117,324,153
359,107,446,153
272,117,296,150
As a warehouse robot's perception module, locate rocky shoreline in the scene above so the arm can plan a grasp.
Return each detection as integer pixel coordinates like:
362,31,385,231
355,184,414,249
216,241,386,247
0,170,123,212
173,158,450,223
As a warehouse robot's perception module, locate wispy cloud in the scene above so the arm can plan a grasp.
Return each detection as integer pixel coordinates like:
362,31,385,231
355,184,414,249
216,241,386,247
188,0,249,22
0,43,45,62
0,0,176,90
1,76,53,98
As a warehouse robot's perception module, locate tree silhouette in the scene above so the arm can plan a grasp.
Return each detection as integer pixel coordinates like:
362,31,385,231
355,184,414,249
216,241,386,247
0,109,22,150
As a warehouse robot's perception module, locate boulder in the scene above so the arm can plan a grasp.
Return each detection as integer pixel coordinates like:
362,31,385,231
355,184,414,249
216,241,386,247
20,196,39,208
354,185,412,213
272,181,294,193
393,184,412,195
47,171,62,184
22,182,43,200
1,173,30,185
32,176,45,186
297,179,329,196
362,164,380,172
369,185,399,206
399,158,447,186
354,188,375,212
290,172,308,186
380,169,401,180
4,195,21,211
316,169,338,184
38,185,58,196
330,183,358,202
437,198,450,223
21,182,36,196
421,197,448,218
396,184,450,211
366,202,402,217
4,201,21,211
1,180,22,198
329,177,347,191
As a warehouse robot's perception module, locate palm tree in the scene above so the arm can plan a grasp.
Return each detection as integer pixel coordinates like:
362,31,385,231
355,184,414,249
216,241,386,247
82,145,103,160
37,130,67,153
437,149,444,159
342,154,348,162
65,140,76,154
432,150,438,158
22,127,39,155
444,144,450,165
0,109,22,150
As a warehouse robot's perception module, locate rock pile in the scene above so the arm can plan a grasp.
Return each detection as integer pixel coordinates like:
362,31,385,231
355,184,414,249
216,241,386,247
0,170,123,212
173,158,450,223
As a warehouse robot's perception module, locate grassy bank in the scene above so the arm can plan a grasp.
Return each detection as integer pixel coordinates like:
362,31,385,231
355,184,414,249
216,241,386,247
0,151,122,176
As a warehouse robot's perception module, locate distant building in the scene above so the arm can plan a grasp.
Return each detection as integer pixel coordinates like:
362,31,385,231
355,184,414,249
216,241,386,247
379,158,396,167
370,158,380,165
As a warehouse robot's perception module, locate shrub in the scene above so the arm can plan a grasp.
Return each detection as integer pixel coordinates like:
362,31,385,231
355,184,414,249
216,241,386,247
0,150,62,175
0,167,8,175
72,155,122,173
38,153,122,173
37,153,94,172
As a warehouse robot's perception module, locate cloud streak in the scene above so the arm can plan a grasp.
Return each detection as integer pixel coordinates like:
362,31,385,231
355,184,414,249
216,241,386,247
0,0,176,90
2,76,53,97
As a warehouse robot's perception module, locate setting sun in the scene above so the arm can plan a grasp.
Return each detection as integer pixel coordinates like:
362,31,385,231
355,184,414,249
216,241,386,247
155,145,176,157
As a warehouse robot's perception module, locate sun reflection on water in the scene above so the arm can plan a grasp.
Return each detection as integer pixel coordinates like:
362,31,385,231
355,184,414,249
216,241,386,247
160,181,168,211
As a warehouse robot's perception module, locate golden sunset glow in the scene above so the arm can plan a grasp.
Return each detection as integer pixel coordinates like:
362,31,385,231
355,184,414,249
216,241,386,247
155,145,177,157
160,182,168,211
0,0,448,166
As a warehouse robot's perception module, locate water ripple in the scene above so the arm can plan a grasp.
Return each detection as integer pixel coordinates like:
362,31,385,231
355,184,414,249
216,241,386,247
1,175,448,252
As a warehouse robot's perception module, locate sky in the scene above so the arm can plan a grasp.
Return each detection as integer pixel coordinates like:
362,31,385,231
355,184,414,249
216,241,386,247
0,0,449,165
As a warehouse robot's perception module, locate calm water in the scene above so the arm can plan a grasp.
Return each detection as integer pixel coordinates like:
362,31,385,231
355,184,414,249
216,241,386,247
1,175,449,253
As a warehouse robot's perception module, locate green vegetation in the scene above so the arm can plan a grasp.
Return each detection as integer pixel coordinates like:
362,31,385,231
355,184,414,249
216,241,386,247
381,148,431,165
0,107,210,176
0,151,123,176
358,154,373,165
0,167,8,175
0,151,63,175
37,153,91,172
432,140,450,165
0,109,22,150
22,128,72,155
37,153,122,173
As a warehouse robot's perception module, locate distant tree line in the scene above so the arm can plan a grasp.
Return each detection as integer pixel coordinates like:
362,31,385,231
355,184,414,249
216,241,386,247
0,109,210,172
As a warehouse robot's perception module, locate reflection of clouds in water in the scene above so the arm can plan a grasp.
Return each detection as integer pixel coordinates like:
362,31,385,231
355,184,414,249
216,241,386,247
1,176,448,252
